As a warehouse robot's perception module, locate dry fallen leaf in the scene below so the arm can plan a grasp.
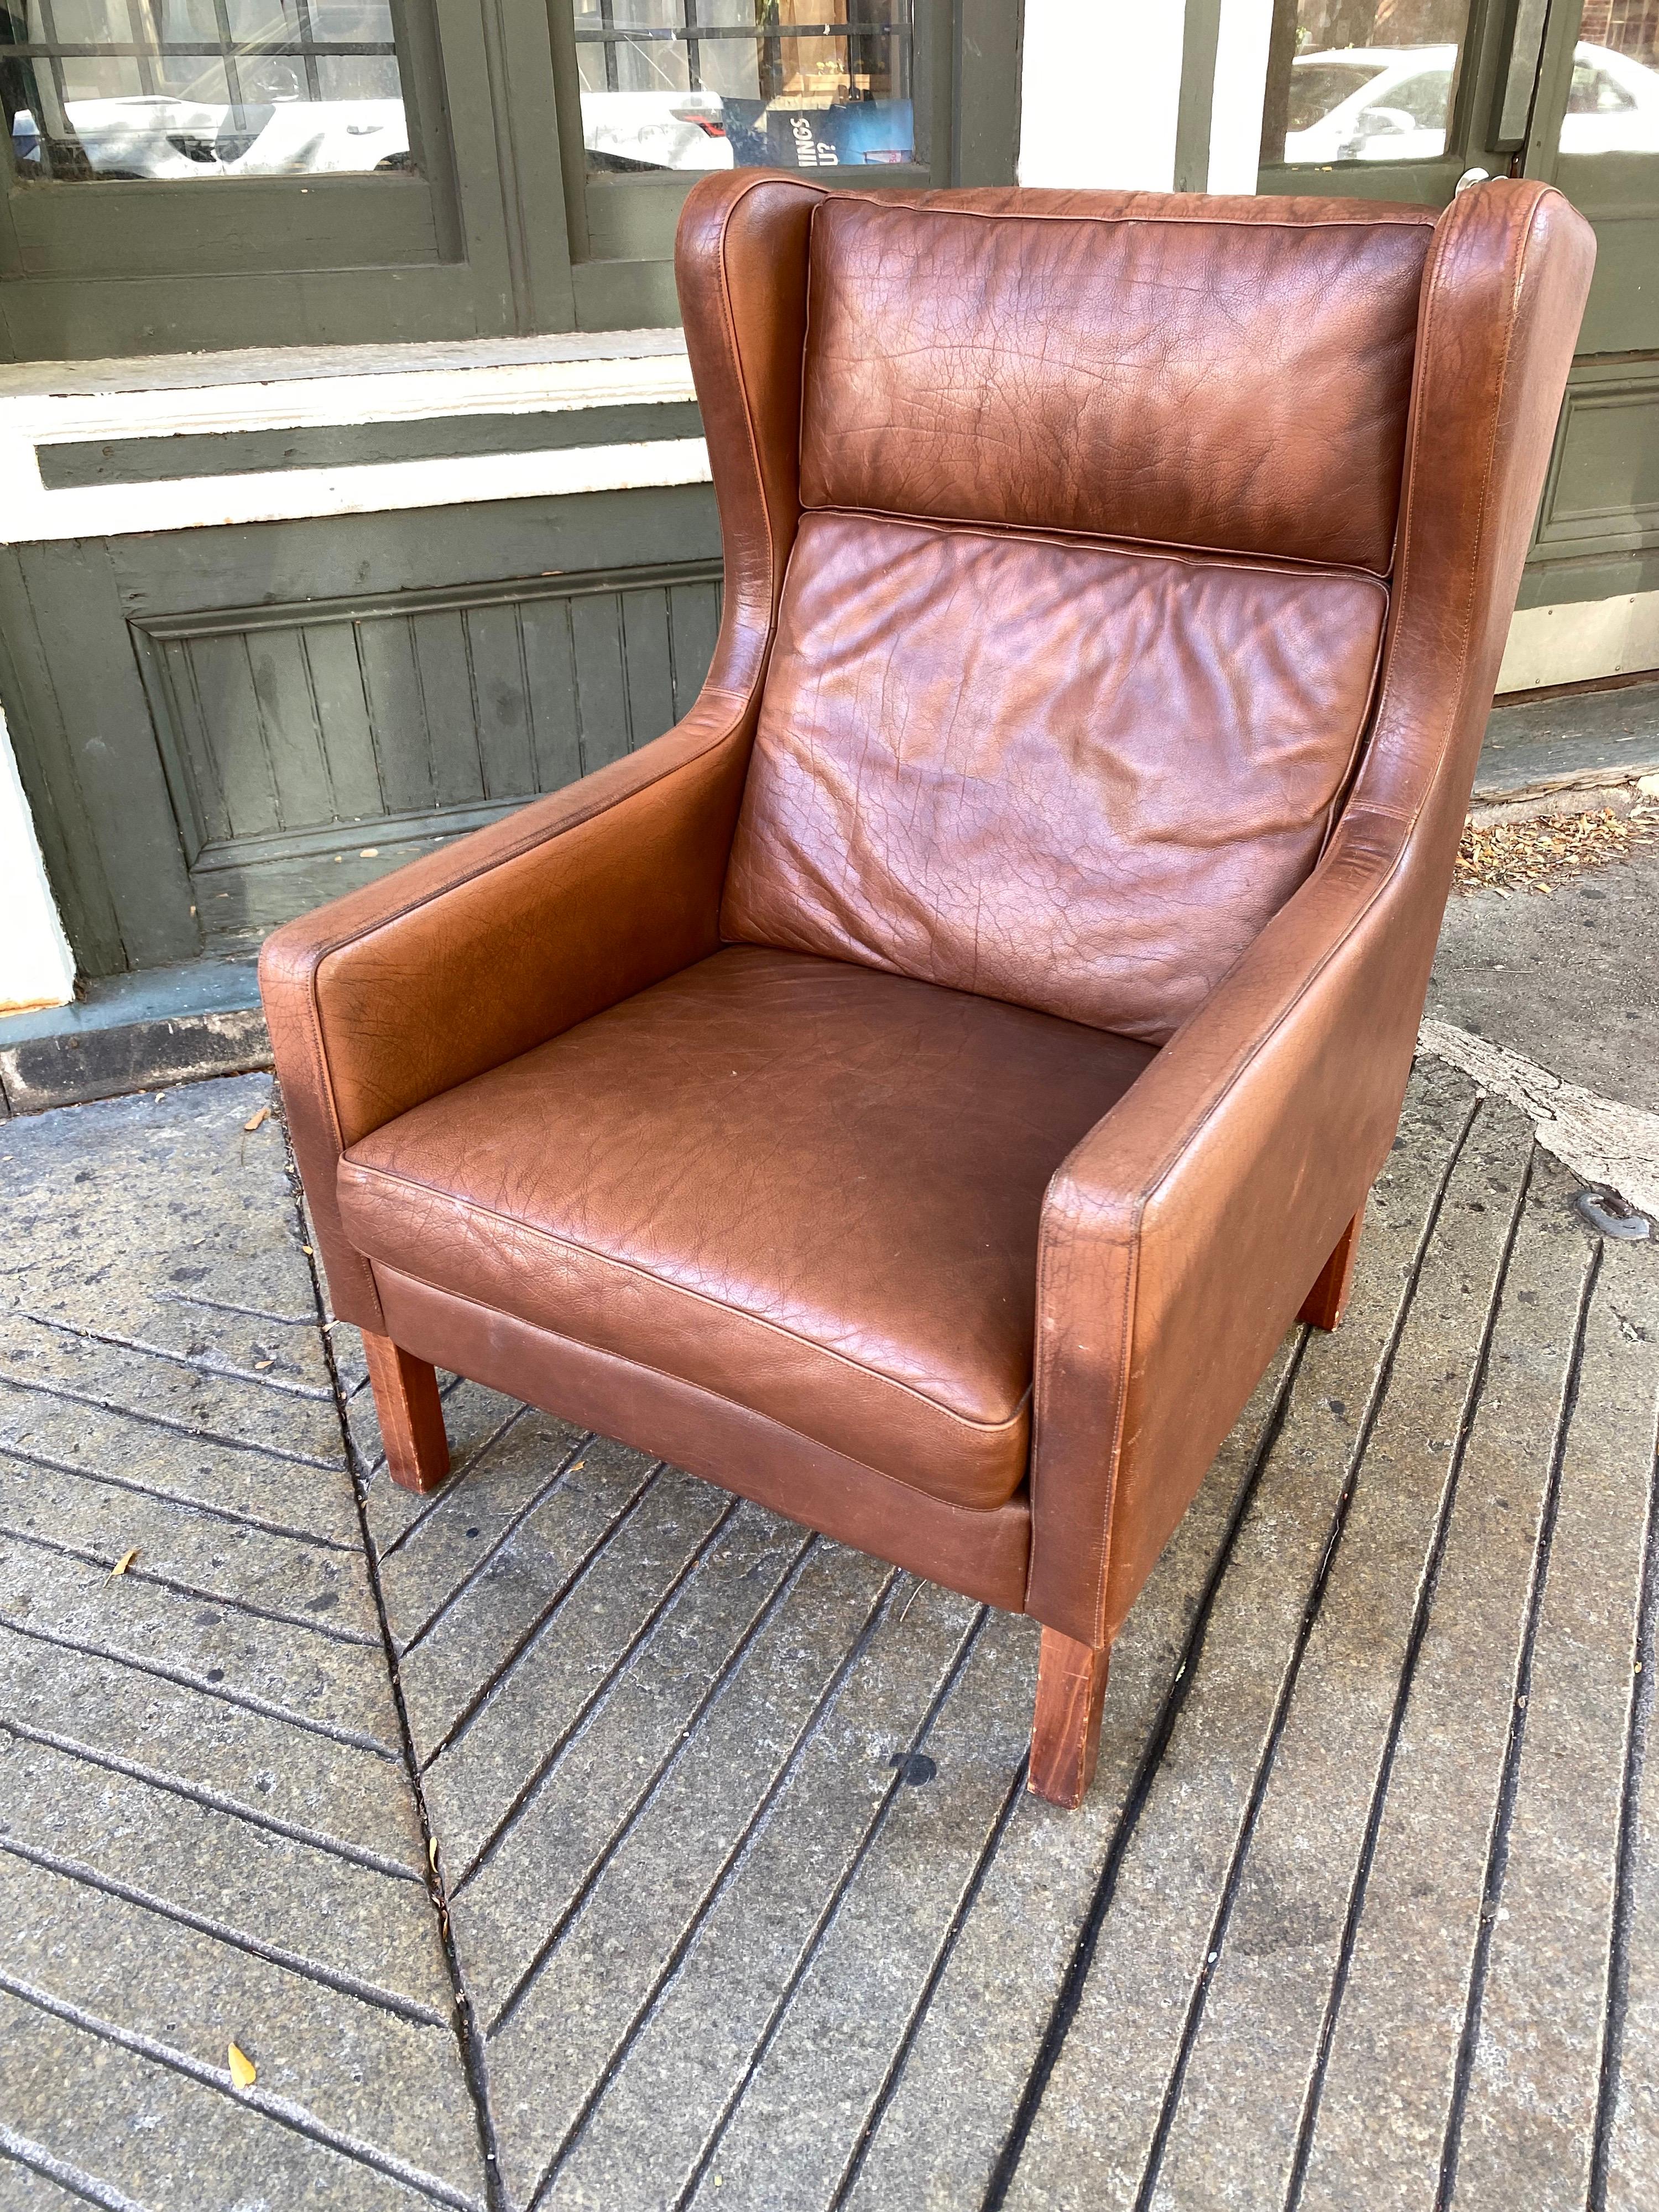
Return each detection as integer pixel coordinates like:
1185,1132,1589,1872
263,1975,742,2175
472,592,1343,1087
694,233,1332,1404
1455,804,1658,896
429,1836,440,1873
243,1105,270,1133
109,1547,139,1579
228,2041,256,2089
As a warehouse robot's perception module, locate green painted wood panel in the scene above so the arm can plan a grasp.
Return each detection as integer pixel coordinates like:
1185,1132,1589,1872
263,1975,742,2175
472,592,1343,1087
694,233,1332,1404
37,401,705,489
127,556,724,947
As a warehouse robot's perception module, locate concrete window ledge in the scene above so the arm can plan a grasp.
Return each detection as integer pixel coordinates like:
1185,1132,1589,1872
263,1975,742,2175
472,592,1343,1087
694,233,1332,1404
0,958,267,1117
0,327,705,547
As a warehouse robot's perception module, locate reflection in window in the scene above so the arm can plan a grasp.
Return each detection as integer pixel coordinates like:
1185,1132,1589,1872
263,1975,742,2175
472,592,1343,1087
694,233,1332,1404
1568,3,1659,154
0,1,409,180
571,1,913,175
1259,0,1470,168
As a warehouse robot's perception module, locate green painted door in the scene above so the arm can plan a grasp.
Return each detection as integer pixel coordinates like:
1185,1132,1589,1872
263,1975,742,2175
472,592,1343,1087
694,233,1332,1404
1254,0,1659,648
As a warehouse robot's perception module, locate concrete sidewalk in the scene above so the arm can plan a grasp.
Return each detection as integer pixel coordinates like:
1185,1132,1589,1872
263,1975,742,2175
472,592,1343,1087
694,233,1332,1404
1,880,1656,2210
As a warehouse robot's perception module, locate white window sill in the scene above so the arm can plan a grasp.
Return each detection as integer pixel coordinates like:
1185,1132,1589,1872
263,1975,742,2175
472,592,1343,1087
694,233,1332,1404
0,328,706,543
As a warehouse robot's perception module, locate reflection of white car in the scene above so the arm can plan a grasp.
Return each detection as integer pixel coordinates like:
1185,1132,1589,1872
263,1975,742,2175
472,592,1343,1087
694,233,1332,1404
1285,40,1659,164
579,90,731,173
11,93,410,177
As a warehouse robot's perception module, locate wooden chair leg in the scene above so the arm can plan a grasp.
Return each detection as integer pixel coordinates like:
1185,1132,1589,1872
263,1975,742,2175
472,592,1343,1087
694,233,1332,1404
1300,1206,1364,1333
362,1331,451,1494
1029,1627,1111,1809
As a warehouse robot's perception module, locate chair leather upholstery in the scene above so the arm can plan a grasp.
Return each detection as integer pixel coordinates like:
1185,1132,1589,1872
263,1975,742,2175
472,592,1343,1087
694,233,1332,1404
340,945,1153,1510
721,510,1388,1042
797,193,1430,572
262,173,1593,1656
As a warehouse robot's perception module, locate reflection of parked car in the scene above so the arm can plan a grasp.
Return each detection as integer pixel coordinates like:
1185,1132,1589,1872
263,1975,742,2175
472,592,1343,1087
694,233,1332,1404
1284,40,1659,164
11,94,410,178
579,90,731,173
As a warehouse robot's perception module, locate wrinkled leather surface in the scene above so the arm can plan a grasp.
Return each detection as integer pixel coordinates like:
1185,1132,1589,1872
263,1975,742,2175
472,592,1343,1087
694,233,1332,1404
723,511,1386,1043
801,194,1435,573
373,1265,1034,1613
340,946,1152,1510
258,171,820,1332
260,172,1592,1665
1025,181,1596,1645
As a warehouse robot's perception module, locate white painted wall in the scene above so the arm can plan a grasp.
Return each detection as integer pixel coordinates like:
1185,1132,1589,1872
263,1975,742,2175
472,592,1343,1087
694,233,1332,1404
1019,0,1186,190
1498,591,1659,695
1208,0,1275,194
1019,0,1271,194
0,706,75,1013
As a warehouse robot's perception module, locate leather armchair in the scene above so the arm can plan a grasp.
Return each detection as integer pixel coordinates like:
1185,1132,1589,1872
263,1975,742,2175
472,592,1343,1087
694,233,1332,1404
261,175,1593,1807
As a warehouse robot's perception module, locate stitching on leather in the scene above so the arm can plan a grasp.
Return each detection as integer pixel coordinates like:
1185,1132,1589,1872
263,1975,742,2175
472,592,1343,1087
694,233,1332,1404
1032,190,1552,1642
1126,193,1544,1212
716,175,786,633
373,1262,1032,1524
800,505,1394,594
342,1159,1035,1442
306,696,750,977
826,195,1437,232
1319,583,1393,859
295,961,384,1331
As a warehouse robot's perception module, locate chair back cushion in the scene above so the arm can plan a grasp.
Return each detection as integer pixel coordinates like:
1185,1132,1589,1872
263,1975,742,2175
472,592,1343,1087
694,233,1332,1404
721,192,1436,1044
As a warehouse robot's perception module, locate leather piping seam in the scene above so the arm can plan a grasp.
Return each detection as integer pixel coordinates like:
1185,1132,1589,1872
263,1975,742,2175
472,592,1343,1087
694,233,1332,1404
308,694,750,969
1037,195,1548,1641
1318,582,1393,860
285,958,384,1332
795,504,1395,595
1127,194,1542,1213
1029,1183,1140,1643
342,1161,1035,1442
301,702,754,1149
827,194,1438,232
713,173,805,637
371,1261,1032,1525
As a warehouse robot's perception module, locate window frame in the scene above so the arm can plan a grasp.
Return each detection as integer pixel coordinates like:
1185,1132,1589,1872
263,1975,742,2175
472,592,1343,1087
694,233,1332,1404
1252,0,1520,208
0,0,1016,359
548,0,944,327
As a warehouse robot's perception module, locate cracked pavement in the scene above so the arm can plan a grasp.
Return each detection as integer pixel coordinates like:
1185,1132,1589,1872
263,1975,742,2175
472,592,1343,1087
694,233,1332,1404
0,865,1655,2211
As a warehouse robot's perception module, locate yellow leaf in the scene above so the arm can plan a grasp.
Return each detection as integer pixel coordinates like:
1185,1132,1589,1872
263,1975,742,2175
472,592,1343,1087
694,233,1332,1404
243,1105,270,1133
428,1835,439,1870
228,2042,256,2089
109,1547,139,1578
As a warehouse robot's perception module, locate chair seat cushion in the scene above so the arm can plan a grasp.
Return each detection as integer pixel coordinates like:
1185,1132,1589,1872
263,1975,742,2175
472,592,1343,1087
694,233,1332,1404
338,946,1154,1512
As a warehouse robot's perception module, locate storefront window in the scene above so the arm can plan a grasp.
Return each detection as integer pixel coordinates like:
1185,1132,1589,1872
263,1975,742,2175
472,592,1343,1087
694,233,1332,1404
570,0,914,175
0,0,411,180
1259,0,1472,168
1566,3,1659,155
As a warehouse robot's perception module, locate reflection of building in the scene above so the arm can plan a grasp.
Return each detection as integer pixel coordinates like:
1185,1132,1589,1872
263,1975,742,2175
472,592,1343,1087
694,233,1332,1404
0,0,1655,1044
1581,0,1659,65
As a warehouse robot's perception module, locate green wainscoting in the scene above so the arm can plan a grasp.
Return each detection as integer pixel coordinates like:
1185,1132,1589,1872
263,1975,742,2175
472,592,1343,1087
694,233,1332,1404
1,480,723,977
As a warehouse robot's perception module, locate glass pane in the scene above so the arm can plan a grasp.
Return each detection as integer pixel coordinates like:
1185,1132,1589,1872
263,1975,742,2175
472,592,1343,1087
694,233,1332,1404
1,0,412,180
1563,7,1659,154
1259,0,1473,169
572,0,915,175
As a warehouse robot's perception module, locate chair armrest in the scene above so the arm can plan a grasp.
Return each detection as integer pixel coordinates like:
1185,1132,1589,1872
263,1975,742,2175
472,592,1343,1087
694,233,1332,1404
1028,800,1438,1648
259,686,756,1331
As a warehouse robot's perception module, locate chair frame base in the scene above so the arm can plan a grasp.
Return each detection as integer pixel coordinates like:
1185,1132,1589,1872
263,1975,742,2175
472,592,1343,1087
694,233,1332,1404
363,1331,451,1494
1027,1627,1111,1808
359,1218,1368,1807
1299,1207,1364,1333
358,1204,1365,1793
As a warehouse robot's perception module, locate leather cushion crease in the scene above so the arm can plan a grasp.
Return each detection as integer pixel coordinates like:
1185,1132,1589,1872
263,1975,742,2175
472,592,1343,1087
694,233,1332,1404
259,171,1595,1700
799,193,1437,573
722,510,1388,1043
341,946,1154,1512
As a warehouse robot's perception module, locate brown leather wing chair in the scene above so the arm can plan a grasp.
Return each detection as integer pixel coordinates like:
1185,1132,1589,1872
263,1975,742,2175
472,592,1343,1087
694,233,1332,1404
261,175,1593,1808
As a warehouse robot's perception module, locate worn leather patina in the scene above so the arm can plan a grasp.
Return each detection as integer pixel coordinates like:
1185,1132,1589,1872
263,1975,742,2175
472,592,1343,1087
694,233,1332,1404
261,173,1594,1803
